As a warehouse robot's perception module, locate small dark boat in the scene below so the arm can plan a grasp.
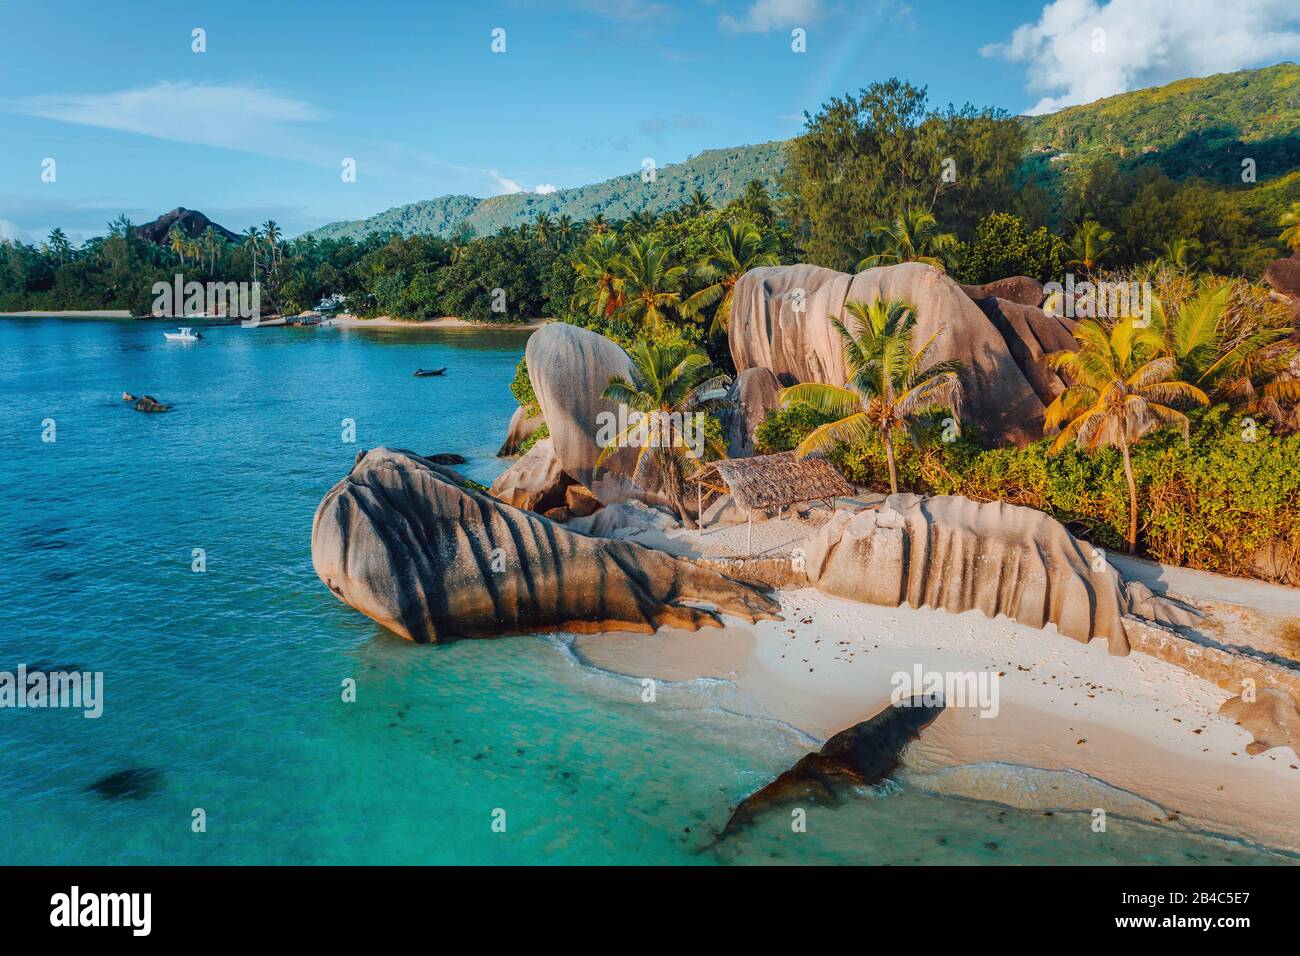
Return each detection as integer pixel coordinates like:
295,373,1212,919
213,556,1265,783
413,367,447,377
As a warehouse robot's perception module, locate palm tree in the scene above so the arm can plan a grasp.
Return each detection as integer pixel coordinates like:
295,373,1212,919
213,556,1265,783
555,214,574,250
46,228,72,266
168,224,188,266
1045,318,1209,553
200,226,221,273
533,212,554,247
1143,283,1299,422
262,220,281,273
243,226,262,281
596,339,729,528
614,237,685,333
682,222,779,338
685,188,712,218
781,299,963,495
855,208,958,272
589,213,611,236
1066,219,1115,276
1279,202,1300,254
571,234,625,319
1157,237,1201,272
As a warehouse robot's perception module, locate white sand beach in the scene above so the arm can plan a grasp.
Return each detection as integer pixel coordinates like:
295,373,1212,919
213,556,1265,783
572,587,1300,853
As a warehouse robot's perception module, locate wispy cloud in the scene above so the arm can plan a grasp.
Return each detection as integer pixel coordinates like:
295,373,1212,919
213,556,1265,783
720,0,826,33
984,0,1300,115
3,81,327,157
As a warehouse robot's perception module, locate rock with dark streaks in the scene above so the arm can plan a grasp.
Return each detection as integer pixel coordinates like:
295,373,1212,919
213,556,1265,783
132,395,170,413
312,447,780,643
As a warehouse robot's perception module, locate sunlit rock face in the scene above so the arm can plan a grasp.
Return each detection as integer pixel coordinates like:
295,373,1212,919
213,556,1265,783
804,494,1198,656
523,322,668,506
312,448,779,643
730,263,1055,447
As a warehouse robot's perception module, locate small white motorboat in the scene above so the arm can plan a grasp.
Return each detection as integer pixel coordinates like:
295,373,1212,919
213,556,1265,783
163,327,203,342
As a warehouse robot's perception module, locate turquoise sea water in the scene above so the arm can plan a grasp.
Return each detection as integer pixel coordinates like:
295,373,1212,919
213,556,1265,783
0,315,1289,865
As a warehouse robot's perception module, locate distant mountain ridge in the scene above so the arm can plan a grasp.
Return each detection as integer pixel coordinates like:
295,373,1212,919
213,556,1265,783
137,207,241,245
303,63,1300,241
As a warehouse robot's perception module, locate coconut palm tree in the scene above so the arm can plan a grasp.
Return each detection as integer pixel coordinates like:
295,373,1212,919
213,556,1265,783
1156,237,1201,272
614,237,685,333
243,226,262,281
685,188,712,218
168,224,189,266
682,222,779,338
46,228,72,266
1280,202,1300,254
855,208,958,272
1066,219,1115,277
533,212,554,247
571,234,625,319
261,220,281,273
589,213,611,236
555,214,575,251
596,338,730,528
200,226,221,272
780,298,963,495
1045,318,1209,553
1143,283,1299,423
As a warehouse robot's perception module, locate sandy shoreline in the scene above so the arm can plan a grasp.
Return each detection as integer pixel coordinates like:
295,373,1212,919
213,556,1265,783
571,588,1300,853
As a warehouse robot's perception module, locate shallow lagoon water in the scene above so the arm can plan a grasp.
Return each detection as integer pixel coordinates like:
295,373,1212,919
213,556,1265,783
0,316,1288,865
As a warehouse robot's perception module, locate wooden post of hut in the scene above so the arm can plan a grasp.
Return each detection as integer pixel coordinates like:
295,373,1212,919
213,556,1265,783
685,452,855,562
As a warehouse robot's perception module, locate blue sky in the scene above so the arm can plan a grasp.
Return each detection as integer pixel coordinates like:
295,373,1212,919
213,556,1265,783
2,0,1299,243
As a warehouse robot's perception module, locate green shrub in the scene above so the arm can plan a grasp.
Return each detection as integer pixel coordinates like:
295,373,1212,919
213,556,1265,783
754,402,837,454
509,356,538,414
515,421,549,456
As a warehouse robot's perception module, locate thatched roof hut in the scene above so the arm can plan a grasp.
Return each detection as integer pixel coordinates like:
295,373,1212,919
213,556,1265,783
688,452,855,513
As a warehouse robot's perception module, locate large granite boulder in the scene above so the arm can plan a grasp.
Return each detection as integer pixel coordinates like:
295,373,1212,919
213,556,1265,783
804,494,1197,655
722,366,783,458
488,438,572,512
973,297,1079,406
730,263,1048,446
1263,253,1300,322
960,276,1044,307
524,323,668,506
497,405,543,457
311,448,779,643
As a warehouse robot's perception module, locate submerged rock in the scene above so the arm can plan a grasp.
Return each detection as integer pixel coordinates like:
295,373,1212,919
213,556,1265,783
730,262,1051,446
805,494,1197,655
133,395,170,413
424,452,467,465
311,448,779,643
87,767,163,800
120,391,135,402
716,698,943,842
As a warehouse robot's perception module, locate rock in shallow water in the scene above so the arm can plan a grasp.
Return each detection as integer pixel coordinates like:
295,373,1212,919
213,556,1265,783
715,698,944,843
87,767,163,800
311,448,780,643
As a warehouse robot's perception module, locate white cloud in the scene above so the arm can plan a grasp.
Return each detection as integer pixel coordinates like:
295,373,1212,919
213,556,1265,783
721,0,825,33
3,81,325,154
535,184,558,195
0,219,25,242
984,0,1300,115
489,171,527,195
